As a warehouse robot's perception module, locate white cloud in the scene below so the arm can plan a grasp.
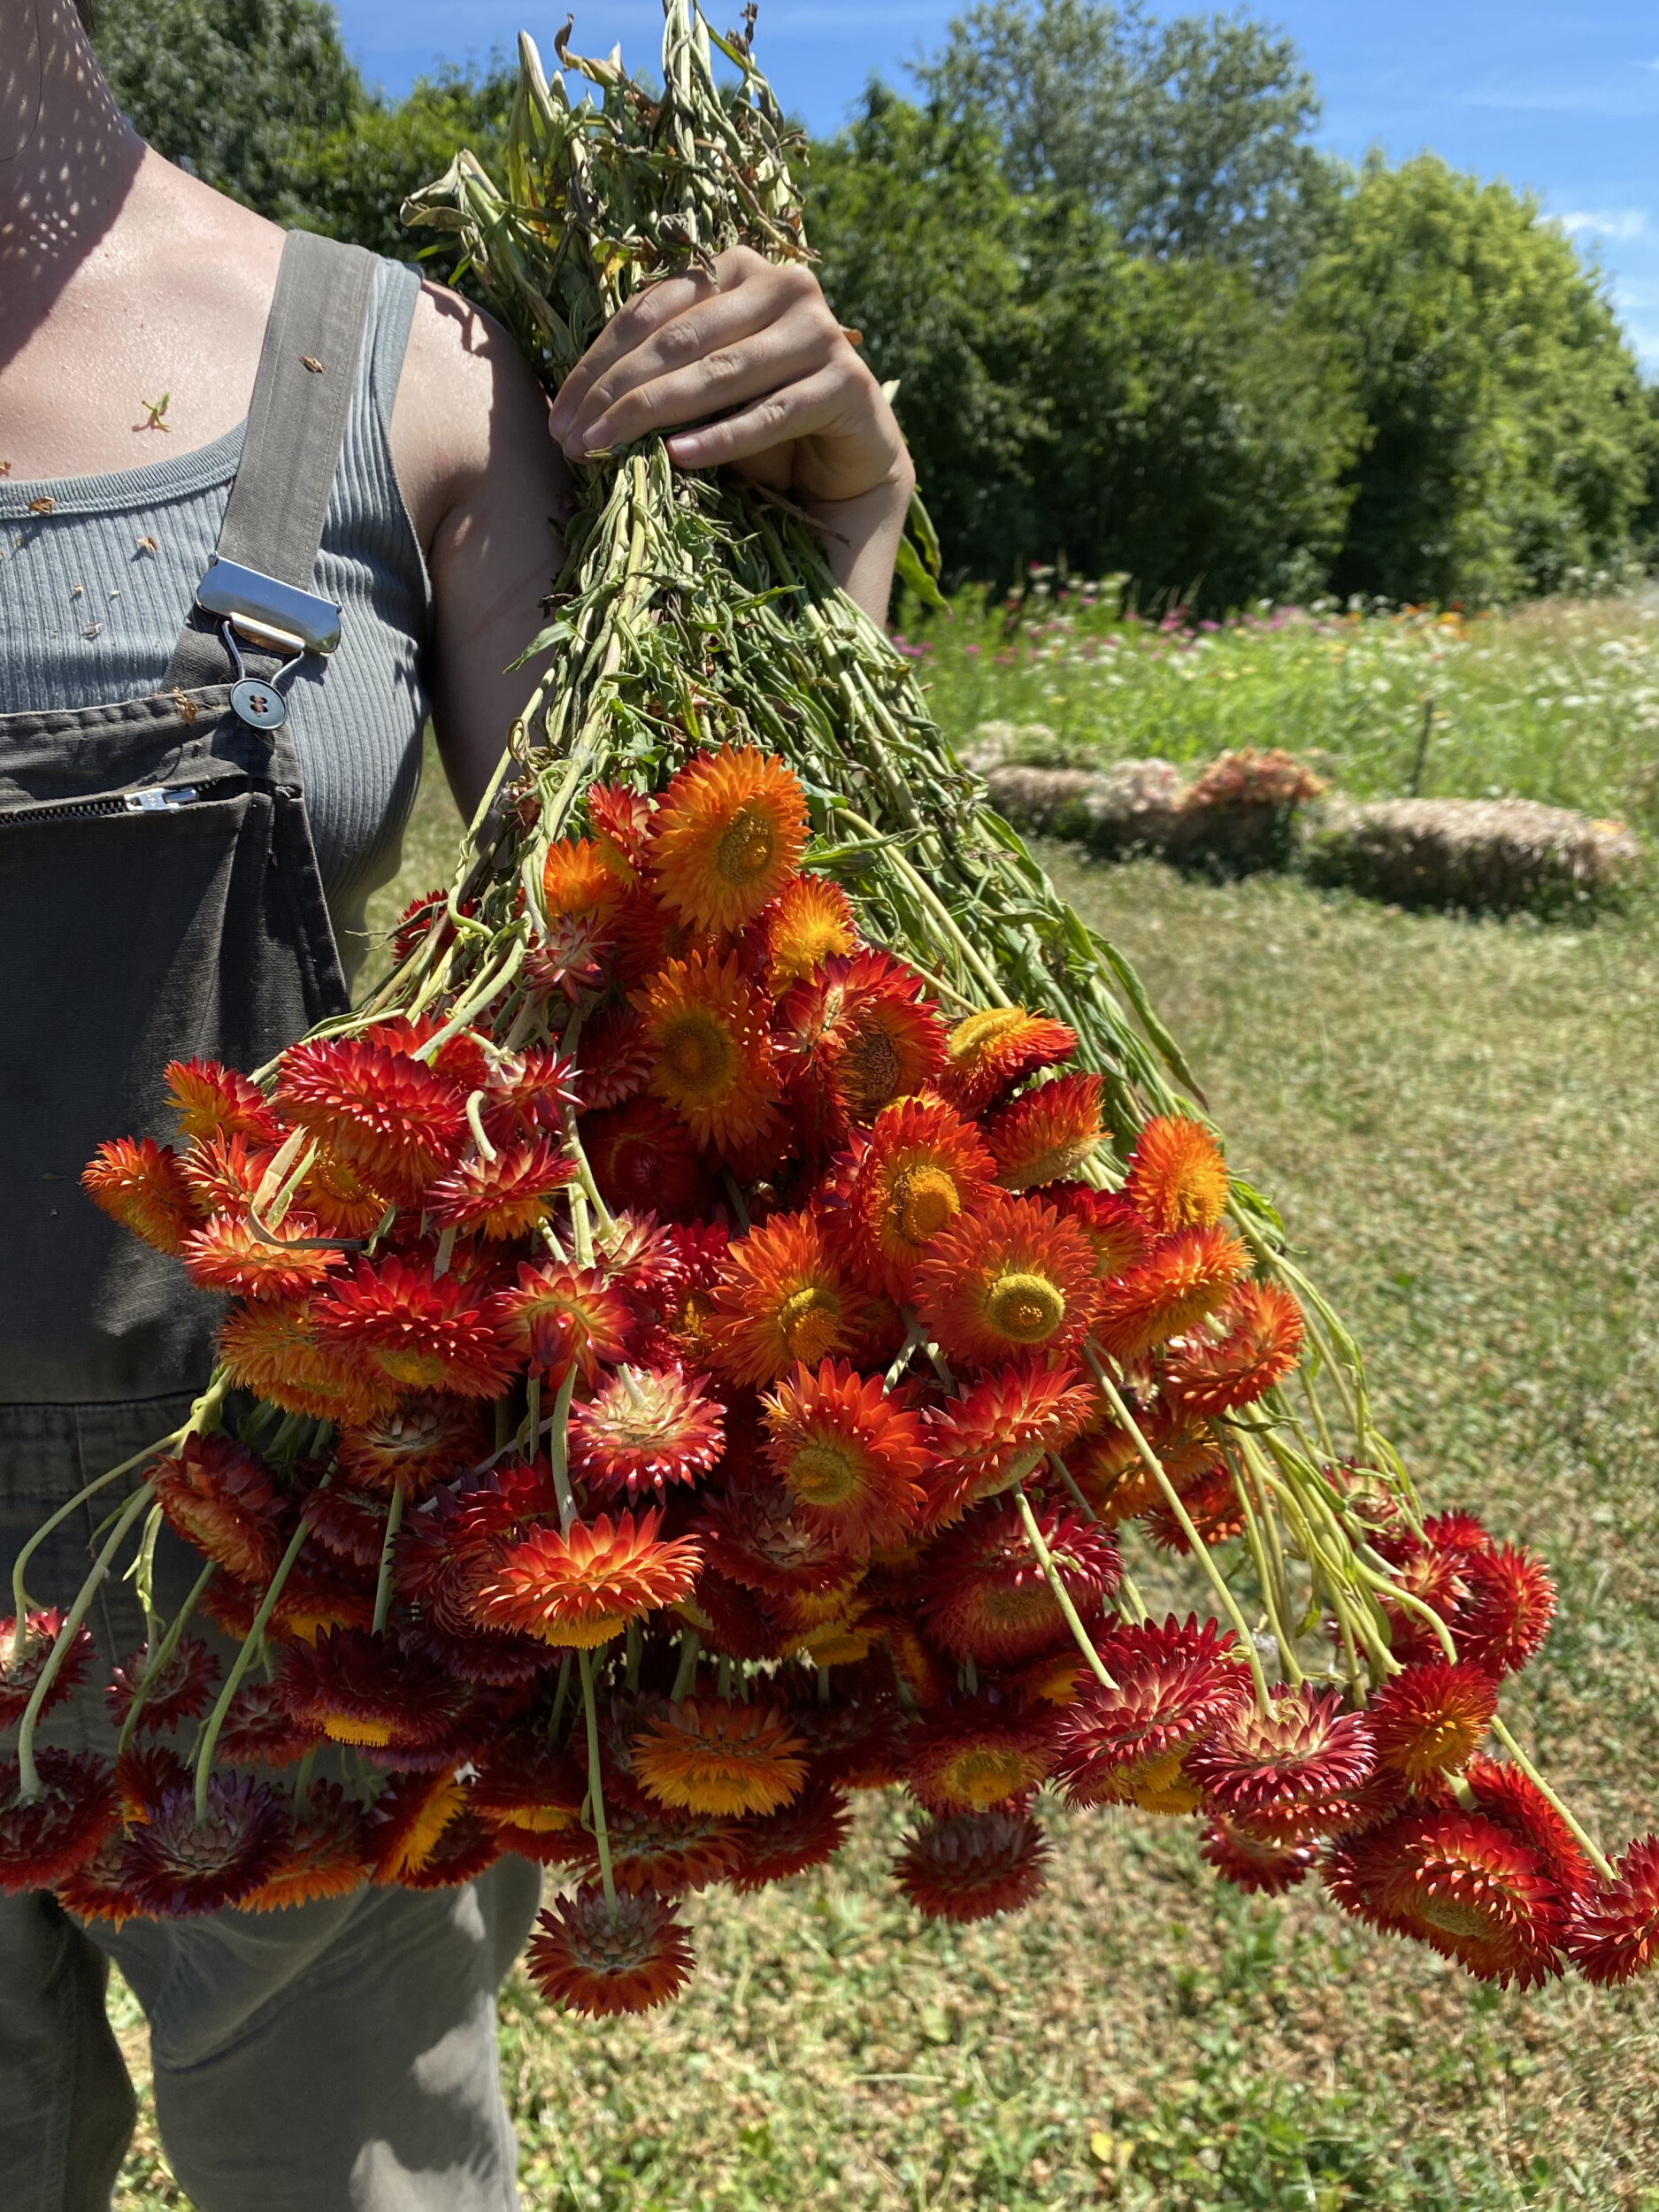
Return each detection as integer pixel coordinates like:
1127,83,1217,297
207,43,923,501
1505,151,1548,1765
1554,207,1649,242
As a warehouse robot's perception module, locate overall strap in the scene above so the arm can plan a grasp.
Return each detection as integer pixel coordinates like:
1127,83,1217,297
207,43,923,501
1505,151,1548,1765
163,232,377,691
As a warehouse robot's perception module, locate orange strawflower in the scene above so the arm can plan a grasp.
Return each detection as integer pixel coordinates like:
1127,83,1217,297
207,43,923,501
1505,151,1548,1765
219,1294,396,1425
920,1358,1095,1529
541,834,630,921
164,1057,281,1146
939,1006,1077,1116
526,1886,695,2017
648,745,809,932
922,1494,1119,1663
638,949,780,1154
985,1073,1103,1190
1367,1661,1499,1782
469,1509,702,1646
850,1094,995,1297
246,1782,365,1912
760,1358,927,1550
311,1258,516,1399
632,1698,809,1816
1051,1187,1149,1277
370,1771,470,1882
150,1434,286,1585
904,1699,1057,1812
1091,1224,1250,1363
915,1194,1099,1370
1164,1280,1304,1414
179,1212,345,1302
298,1148,388,1238
1123,1116,1229,1235
707,1210,853,1386
587,781,655,879
277,1036,467,1202
176,1129,267,1217
764,875,856,993
494,1259,634,1382
81,1138,196,1256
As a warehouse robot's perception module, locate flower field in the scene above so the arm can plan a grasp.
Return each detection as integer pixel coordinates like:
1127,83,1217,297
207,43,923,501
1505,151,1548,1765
107,718,1659,2212
908,583,1659,833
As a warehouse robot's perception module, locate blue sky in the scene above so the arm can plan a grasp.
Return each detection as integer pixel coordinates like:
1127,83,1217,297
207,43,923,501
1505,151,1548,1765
334,2,1659,363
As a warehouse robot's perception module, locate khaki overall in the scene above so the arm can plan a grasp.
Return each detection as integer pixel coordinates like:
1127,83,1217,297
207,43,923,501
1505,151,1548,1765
0,233,536,2212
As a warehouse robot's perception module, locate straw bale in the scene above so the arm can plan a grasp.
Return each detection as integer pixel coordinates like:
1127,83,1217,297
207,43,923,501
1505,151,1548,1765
985,759,1185,855
1300,796,1644,912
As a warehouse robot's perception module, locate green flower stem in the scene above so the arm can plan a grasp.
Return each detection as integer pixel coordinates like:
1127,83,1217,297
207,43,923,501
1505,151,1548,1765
577,1647,618,1913
546,1367,580,1533
371,1485,407,1636
1012,1486,1116,1692
117,1555,217,1756
16,1480,157,1800
193,1508,318,1824
1224,1447,1301,1688
1489,1716,1616,1885
671,1629,701,1702
1085,1348,1271,1709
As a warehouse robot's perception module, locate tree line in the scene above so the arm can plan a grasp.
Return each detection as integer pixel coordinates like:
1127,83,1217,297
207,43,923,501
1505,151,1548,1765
93,0,1659,611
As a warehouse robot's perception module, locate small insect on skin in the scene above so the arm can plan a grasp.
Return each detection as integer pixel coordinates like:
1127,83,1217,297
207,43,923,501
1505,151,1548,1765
139,393,173,432
27,496,55,516
301,356,324,375
136,536,158,556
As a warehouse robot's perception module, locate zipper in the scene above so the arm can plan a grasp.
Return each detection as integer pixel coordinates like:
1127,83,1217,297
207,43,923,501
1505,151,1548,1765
0,785,203,826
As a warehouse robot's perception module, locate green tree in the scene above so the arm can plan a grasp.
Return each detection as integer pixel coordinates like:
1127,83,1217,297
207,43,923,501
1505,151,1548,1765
1305,155,1654,604
915,0,1339,285
809,88,1362,602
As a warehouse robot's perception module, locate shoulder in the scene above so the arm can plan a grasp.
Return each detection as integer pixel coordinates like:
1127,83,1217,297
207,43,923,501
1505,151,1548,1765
389,278,571,554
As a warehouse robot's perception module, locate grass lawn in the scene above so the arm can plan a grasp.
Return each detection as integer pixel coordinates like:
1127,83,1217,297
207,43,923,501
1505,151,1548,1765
114,720,1659,2210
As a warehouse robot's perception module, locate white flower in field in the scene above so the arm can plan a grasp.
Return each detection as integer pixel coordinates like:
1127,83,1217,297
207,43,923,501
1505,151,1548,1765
1371,678,1392,695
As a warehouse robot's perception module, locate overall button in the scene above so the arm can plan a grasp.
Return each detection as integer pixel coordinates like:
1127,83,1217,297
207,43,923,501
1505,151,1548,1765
230,678,288,730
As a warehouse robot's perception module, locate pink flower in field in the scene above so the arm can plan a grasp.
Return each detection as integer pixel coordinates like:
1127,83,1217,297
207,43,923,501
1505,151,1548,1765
964,643,982,657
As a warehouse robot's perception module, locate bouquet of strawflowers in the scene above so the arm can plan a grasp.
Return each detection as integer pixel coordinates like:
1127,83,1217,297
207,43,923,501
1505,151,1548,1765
4,3,1655,2014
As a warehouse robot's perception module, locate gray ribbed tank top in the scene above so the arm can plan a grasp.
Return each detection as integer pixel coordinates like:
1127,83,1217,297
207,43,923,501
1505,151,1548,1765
0,257,433,975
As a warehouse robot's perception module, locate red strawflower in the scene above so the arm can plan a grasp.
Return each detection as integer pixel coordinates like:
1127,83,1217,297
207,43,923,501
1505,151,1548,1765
588,780,655,878
572,1003,653,1110
919,1359,1094,1530
563,1792,743,1896
300,1484,393,1570
425,1139,575,1241
526,1886,695,2017
1368,1661,1498,1781
0,1752,119,1893
1163,1281,1305,1416
54,1832,150,1932
278,1627,465,1752
494,1259,634,1383
1199,1815,1318,1896
311,1258,516,1399
915,1194,1099,1371
0,1609,94,1728
786,950,948,1128
150,1433,288,1585
1326,1806,1568,1987
215,1678,322,1770
1052,1617,1250,1809
469,1509,701,1647
177,1128,270,1218
276,1035,468,1202
1455,1543,1556,1676
984,1073,1103,1191
939,1007,1076,1116
1463,1755,1594,1900
335,1395,488,1499
761,1358,927,1551
81,1137,196,1255
1565,1836,1659,1985
1187,1685,1375,1842
1141,1460,1246,1555
582,1097,712,1222
104,1638,219,1735
923,1494,1119,1665
219,1294,397,1426
122,1772,288,1916
695,1478,859,1601
1048,1186,1149,1278
730,1785,854,1892
394,1809,504,1891
1091,1225,1250,1363
569,1366,726,1500
895,1808,1049,1923
1121,1116,1230,1236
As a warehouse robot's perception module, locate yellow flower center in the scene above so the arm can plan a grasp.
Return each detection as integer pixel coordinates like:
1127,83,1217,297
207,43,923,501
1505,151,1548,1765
786,1437,866,1509
942,1745,1029,1808
1417,1894,1494,1941
495,1805,578,1833
948,1005,1027,1069
892,1163,960,1246
715,804,777,886
320,1710,395,1747
983,1269,1066,1344
777,1285,842,1366
375,1348,454,1389
980,1583,1057,1631
658,1010,735,1100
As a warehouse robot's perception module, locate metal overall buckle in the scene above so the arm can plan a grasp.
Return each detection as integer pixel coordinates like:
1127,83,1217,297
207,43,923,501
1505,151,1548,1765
194,555,342,732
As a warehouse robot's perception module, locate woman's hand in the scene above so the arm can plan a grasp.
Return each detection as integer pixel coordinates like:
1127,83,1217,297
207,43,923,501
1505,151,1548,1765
547,245,911,508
